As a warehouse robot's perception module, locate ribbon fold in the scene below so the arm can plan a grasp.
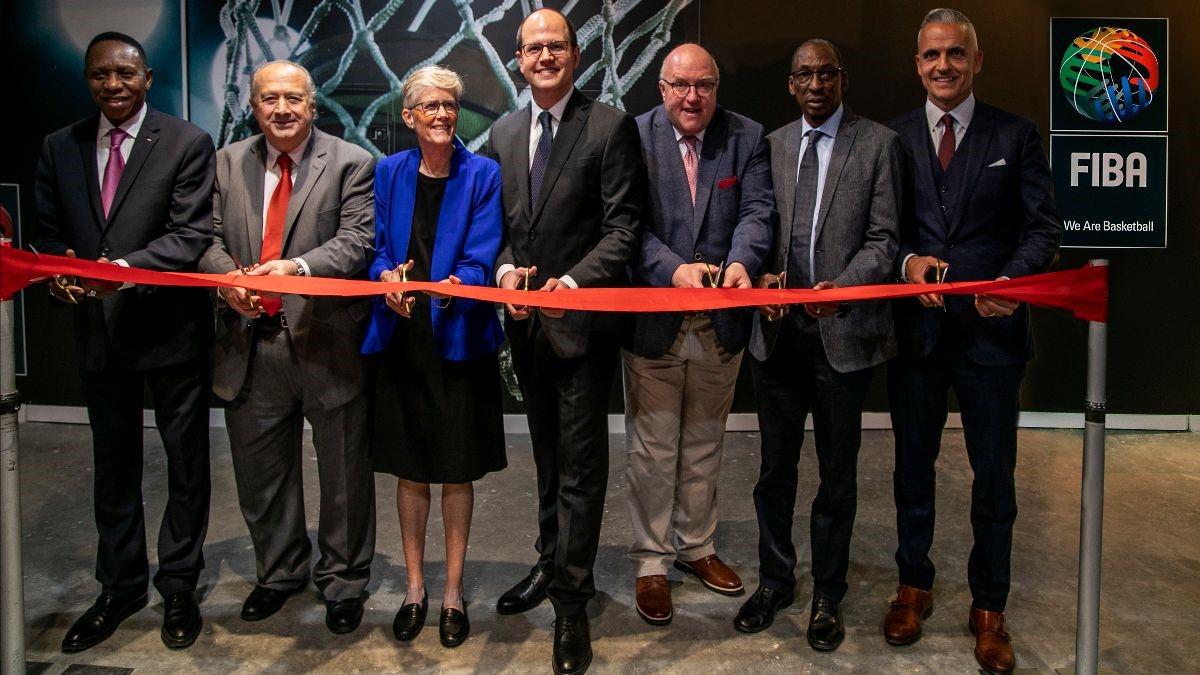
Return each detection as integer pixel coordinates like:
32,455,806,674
0,247,1107,323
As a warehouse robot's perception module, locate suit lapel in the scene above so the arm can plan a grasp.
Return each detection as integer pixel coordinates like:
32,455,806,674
103,109,159,231
532,90,587,224
284,131,325,253
513,108,533,222
778,120,803,249
906,109,946,232
651,110,689,236
243,138,267,263
77,118,105,228
813,110,860,245
693,110,728,243
945,103,994,238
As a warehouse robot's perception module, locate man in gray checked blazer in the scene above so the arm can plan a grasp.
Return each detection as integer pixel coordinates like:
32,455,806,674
623,43,775,627
734,39,901,653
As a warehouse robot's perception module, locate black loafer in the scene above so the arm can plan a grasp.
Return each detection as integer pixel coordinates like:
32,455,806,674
240,585,299,622
392,594,428,641
61,592,149,653
439,605,470,648
496,568,552,615
326,597,365,634
552,613,592,674
733,586,794,633
806,596,845,651
160,592,202,649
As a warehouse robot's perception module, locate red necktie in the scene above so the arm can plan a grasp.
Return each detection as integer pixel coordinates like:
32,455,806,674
101,128,128,217
682,135,699,205
259,153,292,316
938,113,956,171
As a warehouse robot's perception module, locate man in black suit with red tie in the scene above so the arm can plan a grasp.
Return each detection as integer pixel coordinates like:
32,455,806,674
882,9,1060,675
34,32,215,653
487,8,645,674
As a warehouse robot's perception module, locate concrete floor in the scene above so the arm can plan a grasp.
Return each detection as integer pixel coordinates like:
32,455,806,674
7,422,1199,673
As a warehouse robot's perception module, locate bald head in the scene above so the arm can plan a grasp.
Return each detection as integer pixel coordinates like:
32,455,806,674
659,43,720,81
658,42,720,136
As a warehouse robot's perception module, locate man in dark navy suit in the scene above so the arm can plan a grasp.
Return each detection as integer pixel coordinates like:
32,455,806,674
34,31,215,653
882,9,1061,675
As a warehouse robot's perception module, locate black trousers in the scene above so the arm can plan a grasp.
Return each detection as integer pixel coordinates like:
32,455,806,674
80,356,211,598
887,340,1025,612
751,318,872,602
509,319,617,617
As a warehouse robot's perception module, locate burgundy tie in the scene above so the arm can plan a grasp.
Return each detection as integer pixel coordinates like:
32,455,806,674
101,128,128,217
938,113,956,171
259,154,292,316
682,135,699,205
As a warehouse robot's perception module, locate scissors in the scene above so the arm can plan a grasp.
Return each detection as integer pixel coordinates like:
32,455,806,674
766,270,788,321
703,260,726,288
229,252,260,310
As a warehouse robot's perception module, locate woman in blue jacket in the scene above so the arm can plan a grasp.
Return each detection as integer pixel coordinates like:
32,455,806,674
361,65,505,649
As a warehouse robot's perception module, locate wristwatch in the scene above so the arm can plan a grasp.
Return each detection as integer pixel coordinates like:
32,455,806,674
291,258,306,276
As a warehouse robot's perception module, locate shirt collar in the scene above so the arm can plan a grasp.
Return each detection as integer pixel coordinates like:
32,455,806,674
925,93,976,131
671,125,706,145
264,131,311,170
801,103,843,140
532,89,572,126
96,102,147,143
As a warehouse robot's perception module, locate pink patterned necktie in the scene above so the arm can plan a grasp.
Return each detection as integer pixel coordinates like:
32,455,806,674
682,135,699,205
101,127,129,217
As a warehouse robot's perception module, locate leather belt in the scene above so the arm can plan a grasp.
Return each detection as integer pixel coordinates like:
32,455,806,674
254,312,288,334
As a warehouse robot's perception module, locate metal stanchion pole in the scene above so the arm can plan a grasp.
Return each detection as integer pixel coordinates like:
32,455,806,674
1075,258,1108,675
0,236,27,675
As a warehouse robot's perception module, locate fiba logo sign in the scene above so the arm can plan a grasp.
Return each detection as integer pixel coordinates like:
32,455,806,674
1058,27,1160,123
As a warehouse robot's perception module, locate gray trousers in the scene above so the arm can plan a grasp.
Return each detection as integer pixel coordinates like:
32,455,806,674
622,315,742,577
224,328,375,602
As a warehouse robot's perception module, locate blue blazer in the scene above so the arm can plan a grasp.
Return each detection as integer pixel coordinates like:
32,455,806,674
360,138,505,360
888,101,1061,366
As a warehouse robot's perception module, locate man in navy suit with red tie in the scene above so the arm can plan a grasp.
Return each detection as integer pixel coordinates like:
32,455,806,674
34,31,215,653
882,9,1061,674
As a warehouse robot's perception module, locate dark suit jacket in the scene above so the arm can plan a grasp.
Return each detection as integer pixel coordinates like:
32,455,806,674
360,138,505,361
34,105,216,372
750,107,902,372
200,128,376,409
626,105,776,358
888,100,1061,365
488,88,645,358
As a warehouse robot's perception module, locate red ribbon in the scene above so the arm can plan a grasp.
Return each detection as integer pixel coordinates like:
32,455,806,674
0,247,1107,322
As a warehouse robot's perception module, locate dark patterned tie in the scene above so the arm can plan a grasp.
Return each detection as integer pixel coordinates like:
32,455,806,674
938,113,956,171
529,110,553,208
792,129,821,286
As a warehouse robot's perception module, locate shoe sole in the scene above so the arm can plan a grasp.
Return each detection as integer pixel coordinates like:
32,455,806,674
884,606,934,646
161,616,202,650
61,595,149,654
732,596,793,634
635,603,672,626
672,561,745,596
808,634,844,652
553,648,593,674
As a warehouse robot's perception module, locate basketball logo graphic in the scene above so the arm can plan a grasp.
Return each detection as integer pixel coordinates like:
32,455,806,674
1058,27,1160,123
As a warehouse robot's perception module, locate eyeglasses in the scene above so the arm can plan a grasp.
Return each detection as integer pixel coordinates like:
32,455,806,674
519,41,572,58
790,68,843,84
660,80,718,98
410,100,460,116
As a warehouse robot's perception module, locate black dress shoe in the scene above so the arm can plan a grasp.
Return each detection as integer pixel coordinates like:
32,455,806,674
61,592,149,653
552,613,592,674
806,596,845,651
439,604,470,648
733,586,794,633
496,568,552,615
326,597,365,634
392,594,428,641
160,592,202,649
240,585,299,622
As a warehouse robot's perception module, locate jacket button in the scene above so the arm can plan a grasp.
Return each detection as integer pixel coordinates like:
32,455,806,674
100,246,112,257
694,252,703,261
528,230,536,240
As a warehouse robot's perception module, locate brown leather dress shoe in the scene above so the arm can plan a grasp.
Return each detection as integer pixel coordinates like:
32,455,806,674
969,607,1015,675
673,555,744,595
883,585,933,645
635,575,672,625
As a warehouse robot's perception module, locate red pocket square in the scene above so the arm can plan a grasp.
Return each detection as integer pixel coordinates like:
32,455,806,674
718,176,737,189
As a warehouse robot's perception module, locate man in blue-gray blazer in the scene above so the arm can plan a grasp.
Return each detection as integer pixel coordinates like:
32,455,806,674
623,43,775,627
882,10,1060,674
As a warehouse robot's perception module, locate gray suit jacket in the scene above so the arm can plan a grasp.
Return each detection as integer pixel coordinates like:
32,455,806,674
200,128,376,409
488,89,645,359
750,107,902,372
626,105,776,358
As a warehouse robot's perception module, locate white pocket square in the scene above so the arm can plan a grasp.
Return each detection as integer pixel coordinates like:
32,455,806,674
987,158,1007,167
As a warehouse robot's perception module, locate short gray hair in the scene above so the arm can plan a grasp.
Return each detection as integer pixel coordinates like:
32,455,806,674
402,65,464,108
919,8,978,50
250,60,318,102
